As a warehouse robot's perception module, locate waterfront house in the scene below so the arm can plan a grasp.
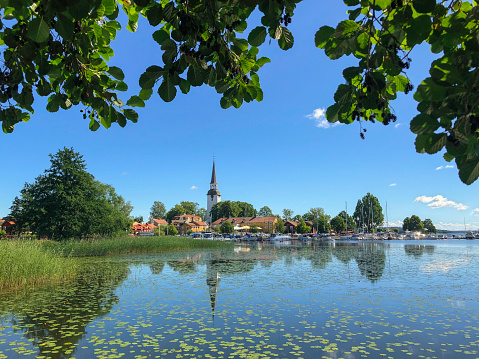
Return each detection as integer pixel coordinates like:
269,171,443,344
172,213,203,230
179,221,208,235
1,220,15,234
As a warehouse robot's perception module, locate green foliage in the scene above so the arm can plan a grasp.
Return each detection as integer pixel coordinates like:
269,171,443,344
9,148,132,240
275,218,285,233
2,0,478,183
133,216,144,223
295,220,310,234
196,207,206,220
168,224,178,235
150,201,166,219
353,193,384,231
0,229,6,238
258,206,273,217
210,200,256,222
393,228,399,233
292,214,303,222
180,201,199,214
166,204,186,222
282,208,293,221
331,215,346,233
338,210,356,230
317,0,479,184
186,229,193,235
423,218,437,233
220,220,234,234
403,215,424,232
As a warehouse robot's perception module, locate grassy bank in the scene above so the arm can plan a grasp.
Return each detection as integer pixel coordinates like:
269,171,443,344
41,235,232,257
0,241,77,291
0,236,231,291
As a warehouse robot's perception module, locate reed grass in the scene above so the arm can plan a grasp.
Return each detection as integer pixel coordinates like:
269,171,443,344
0,240,77,291
41,235,232,257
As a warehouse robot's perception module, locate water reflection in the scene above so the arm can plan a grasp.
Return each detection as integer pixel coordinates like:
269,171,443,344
0,261,129,358
1,241,478,359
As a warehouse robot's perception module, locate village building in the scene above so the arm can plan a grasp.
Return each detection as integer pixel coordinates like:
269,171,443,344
179,221,208,235
1,220,15,235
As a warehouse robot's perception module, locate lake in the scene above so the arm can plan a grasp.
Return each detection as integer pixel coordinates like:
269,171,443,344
1,240,478,358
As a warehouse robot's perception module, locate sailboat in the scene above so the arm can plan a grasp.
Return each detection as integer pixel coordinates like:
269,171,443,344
339,202,354,240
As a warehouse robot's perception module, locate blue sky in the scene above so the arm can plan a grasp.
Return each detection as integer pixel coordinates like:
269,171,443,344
1,1,478,231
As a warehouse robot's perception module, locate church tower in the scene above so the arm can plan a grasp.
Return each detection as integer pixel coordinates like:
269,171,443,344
206,160,221,224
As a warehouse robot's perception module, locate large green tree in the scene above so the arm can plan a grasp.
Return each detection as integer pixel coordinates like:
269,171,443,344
403,215,424,232
165,204,185,222
258,206,273,217
353,193,384,231
210,200,255,222
423,218,437,234
180,201,199,214
150,201,166,219
220,220,234,234
282,208,293,221
3,0,479,184
331,215,346,233
9,147,132,240
295,220,310,234
274,218,285,233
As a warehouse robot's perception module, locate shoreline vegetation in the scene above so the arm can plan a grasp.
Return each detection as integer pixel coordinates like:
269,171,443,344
0,236,231,291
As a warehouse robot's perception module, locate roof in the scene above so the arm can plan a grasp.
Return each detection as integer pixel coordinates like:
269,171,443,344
153,218,168,225
207,188,221,196
249,216,277,223
284,221,298,226
173,213,202,220
192,221,207,226
211,161,217,184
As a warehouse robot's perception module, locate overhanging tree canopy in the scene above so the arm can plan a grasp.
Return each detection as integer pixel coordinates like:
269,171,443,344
2,0,479,183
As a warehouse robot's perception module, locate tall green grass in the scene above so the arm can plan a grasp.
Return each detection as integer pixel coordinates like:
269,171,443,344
41,235,232,257
0,240,77,291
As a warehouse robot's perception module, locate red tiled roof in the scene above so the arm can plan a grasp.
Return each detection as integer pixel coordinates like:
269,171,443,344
192,221,207,226
153,219,168,225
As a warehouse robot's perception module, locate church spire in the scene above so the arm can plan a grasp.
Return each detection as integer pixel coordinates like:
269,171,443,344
210,160,217,185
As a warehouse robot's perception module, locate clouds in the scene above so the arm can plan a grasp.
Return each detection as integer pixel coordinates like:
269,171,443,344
306,107,341,129
190,186,198,190
436,165,455,171
389,183,397,187
414,195,468,210
435,221,479,231
472,208,479,216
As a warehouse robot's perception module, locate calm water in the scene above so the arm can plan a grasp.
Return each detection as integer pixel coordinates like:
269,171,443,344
1,240,479,358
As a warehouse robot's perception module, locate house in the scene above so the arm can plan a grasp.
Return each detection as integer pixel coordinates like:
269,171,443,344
211,216,278,234
284,221,297,233
1,220,15,235
149,218,168,226
179,221,207,235
171,213,203,230
284,221,317,234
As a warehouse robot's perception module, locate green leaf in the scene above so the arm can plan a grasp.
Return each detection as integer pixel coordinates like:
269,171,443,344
139,65,163,89
28,17,50,43
458,158,479,184
102,0,117,15
152,29,169,45
107,66,125,81
139,88,153,100
187,65,205,86
179,79,190,94
413,0,436,13
158,76,177,102
146,3,164,26
89,119,100,131
248,26,267,47
55,15,74,40
410,114,439,134
123,109,138,122
126,95,145,107
278,27,294,50
117,113,127,127
315,26,334,48
257,57,271,68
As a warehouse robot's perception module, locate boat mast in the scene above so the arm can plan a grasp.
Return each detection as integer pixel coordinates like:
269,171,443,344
386,201,389,232
345,201,348,233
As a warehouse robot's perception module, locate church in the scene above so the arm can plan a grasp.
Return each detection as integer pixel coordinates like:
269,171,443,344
205,161,221,224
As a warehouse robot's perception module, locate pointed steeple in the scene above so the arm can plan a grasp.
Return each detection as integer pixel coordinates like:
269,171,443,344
210,161,217,185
